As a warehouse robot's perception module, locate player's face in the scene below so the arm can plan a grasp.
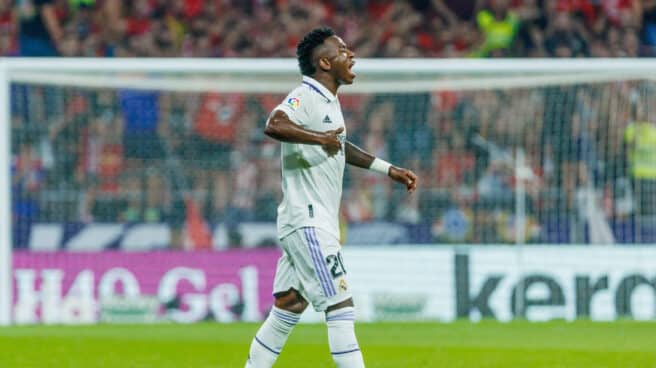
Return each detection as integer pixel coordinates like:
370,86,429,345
325,36,356,85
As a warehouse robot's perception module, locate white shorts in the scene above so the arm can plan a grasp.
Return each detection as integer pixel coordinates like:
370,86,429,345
273,226,352,312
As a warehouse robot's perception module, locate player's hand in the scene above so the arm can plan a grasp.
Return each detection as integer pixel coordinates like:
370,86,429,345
389,166,418,193
321,127,344,156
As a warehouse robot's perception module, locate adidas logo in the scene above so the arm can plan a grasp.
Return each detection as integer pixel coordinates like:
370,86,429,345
323,115,332,124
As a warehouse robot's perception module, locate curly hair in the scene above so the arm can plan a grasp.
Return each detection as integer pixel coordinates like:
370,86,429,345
296,27,335,76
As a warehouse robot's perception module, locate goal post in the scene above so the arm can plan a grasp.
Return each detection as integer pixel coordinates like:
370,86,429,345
0,60,10,326
2,57,656,325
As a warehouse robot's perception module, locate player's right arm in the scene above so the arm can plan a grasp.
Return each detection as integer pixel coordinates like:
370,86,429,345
265,110,343,156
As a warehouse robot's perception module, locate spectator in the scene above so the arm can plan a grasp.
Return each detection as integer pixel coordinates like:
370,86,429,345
343,170,375,223
434,135,475,189
0,0,17,55
76,108,123,222
478,161,511,199
362,104,392,219
544,10,589,56
119,174,142,223
12,141,43,222
224,108,261,227
160,92,192,159
432,193,473,243
475,0,520,57
430,0,464,23
190,92,243,219
602,0,642,28
118,89,163,171
143,169,168,222
605,26,623,56
18,0,63,56
643,0,656,47
624,103,656,219
253,141,281,222
622,28,641,56
394,157,422,224
542,85,578,208
563,112,597,212
48,90,89,184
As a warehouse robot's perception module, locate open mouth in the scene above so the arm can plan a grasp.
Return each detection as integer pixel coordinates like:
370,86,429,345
348,60,356,78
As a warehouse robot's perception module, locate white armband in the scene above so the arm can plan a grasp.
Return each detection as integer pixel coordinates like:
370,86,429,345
369,158,392,175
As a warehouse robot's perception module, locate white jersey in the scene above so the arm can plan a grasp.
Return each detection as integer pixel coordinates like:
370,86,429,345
271,76,346,240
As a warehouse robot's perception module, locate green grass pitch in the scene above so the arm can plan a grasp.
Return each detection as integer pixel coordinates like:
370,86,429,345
1,321,655,367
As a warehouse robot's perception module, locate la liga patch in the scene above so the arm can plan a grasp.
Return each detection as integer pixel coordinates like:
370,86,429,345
287,97,300,110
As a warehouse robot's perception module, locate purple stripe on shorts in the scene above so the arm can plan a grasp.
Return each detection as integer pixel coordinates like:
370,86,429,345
303,227,334,297
308,227,337,296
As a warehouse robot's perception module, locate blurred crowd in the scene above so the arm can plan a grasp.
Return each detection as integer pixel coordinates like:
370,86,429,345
11,81,656,245
8,0,656,247
2,0,655,58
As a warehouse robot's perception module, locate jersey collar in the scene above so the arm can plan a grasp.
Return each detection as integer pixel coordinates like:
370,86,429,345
302,76,337,102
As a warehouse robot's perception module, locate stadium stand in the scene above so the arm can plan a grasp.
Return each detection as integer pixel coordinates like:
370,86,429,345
8,0,656,248
2,0,653,58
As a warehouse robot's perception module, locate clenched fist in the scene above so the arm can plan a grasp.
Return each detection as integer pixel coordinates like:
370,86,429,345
321,127,344,156
389,166,418,193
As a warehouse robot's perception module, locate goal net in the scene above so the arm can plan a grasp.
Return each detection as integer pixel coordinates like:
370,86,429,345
2,58,656,324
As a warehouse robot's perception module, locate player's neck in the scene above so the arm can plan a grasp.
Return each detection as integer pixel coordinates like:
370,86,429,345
311,74,339,96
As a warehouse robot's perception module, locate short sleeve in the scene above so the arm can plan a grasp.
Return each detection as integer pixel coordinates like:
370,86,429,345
272,89,310,127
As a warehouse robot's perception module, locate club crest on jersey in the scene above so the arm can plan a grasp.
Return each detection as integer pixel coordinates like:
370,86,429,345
323,115,332,124
339,279,348,291
287,97,300,110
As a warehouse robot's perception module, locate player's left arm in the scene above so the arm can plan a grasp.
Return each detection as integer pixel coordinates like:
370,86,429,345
344,140,417,193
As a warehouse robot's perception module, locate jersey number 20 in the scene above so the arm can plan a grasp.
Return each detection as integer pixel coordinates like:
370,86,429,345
326,252,347,279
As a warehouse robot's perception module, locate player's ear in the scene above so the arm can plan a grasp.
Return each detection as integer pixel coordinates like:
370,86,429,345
317,56,331,72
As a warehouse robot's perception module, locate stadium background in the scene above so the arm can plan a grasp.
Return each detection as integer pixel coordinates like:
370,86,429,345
8,0,656,247
3,1,656,367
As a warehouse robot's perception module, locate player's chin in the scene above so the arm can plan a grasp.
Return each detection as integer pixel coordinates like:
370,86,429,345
343,72,356,84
